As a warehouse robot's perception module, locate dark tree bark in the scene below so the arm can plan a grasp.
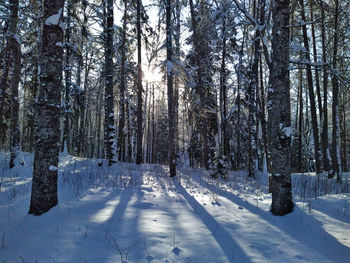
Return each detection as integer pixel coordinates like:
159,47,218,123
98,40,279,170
298,66,303,172
104,0,116,166
118,0,128,162
166,0,176,177
219,12,229,162
268,0,293,216
189,0,210,169
340,93,348,172
8,0,21,168
320,4,330,173
330,0,341,181
174,0,181,157
309,0,322,121
29,0,65,215
136,0,143,165
0,37,10,147
299,0,321,174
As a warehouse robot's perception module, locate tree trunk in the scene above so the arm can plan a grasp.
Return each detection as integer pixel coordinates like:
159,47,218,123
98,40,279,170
104,0,116,166
219,15,229,162
166,0,176,177
298,66,303,172
118,0,127,162
29,0,65,215
174,0,181,158
0,44,10,147
268,0,293,216
299,0,321,174
320,5,330,173
136,0,143,165
8,0,21,168
330,0,341,182
189,0,209,169
340,93,348,172
62,0,72,153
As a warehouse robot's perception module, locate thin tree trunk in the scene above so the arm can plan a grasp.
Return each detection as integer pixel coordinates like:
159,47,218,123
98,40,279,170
298,67,303,172
259,53,268,172
166,0,176,177
104,0,116,166
118,0,127,162
136,0,143,164
151,83,155,163
340,92,348,172
309,0,322,120
9,0,21,168
299,0,321,174
219,14,229,161
62,0,72,153
320,5,330,173
174,0,181,158
330,0,341,181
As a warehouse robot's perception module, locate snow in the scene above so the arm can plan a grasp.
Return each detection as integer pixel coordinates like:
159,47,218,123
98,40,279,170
49,165,58,171
165,60,174,74
14,34,21,45
45,8,63,26
0,152,349,263
282,127,293,137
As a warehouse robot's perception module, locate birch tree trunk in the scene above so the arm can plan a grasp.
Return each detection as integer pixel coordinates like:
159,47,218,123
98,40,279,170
29,0,65,215
268,0,293,216
104,0,116,166
62,0,72,153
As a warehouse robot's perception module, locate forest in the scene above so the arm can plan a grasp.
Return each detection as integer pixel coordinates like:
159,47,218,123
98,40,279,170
0,0,349,262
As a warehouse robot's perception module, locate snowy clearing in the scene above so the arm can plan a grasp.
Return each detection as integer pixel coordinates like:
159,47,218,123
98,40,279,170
0,152,350,263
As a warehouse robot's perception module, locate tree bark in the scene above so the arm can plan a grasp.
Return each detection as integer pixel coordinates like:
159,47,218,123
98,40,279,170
136,0,143,165
8,0,21,168
29,0,65,215
268,0,293,216
320,5,330,173
62,0,72,153
118,0,127,162
166,0,176,177
189,0,210,169
330,0,341,181
0,41,10,147
104,0,116,166
219,13,229,162
299,0,321,174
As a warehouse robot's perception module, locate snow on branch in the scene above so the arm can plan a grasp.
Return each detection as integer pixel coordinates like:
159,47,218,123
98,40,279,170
45,8,63,27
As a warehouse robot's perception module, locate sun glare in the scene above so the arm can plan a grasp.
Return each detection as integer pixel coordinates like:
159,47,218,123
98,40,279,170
144,67,163,83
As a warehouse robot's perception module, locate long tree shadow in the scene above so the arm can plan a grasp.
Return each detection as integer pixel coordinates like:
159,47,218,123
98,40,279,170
189,172,350,262
69,179,139,263
308,197,350,225
140,168,236,262
173,177,252,263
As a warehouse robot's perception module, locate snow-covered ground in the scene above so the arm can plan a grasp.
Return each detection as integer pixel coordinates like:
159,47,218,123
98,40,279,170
1,152,350,263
